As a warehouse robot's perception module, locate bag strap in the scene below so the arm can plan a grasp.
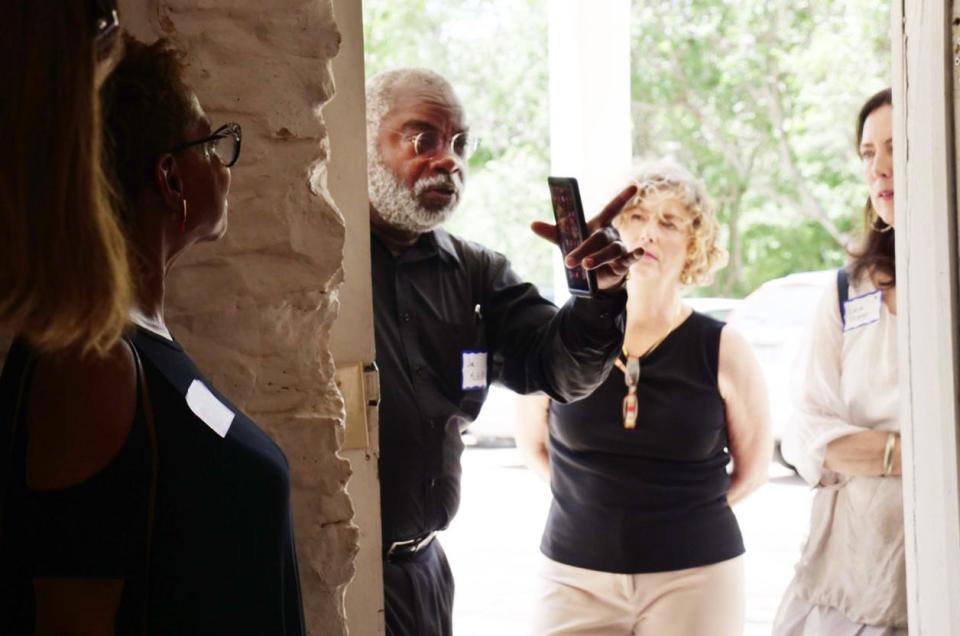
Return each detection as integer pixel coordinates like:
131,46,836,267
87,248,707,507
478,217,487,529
0,345,36,538
126,337,158,635
837,267,850,328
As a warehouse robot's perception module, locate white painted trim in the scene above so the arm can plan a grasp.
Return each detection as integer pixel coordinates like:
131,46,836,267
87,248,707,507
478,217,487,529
894,1,960,633
328,0,384,634
547,0,632,205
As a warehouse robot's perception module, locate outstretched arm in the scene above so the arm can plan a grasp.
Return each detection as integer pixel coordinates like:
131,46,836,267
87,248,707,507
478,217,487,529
490,187,644,401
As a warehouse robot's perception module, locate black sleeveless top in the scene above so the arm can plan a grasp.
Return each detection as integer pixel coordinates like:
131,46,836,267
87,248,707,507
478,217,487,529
0,327,305,635
541,311,744,573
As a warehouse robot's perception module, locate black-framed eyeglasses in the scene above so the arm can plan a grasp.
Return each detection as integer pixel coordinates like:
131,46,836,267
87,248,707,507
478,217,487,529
170,123,243,168
90,0,120,59
391,128,479,160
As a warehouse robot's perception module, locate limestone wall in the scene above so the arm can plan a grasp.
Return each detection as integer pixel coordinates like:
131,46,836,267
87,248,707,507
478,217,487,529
120,2,356,633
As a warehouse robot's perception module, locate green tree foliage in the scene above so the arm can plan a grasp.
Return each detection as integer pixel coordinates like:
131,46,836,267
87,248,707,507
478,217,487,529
364,0,889,297
632,0,889,296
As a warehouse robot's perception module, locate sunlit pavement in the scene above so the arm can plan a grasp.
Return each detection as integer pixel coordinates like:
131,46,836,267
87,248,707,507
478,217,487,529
440,447,813,636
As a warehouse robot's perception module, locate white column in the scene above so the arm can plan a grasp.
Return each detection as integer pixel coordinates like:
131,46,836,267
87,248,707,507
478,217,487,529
548,0,632,301
893,1,960,633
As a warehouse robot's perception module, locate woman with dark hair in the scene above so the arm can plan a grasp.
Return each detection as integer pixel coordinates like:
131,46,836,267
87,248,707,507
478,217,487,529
773,88,905,635
0,0,130,354
0,36,305,635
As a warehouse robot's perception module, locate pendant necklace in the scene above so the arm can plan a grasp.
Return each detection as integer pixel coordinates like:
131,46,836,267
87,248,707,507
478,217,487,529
615,305,685,429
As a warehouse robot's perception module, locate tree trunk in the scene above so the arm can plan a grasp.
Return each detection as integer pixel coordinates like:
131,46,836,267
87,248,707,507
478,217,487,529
722,194,744,296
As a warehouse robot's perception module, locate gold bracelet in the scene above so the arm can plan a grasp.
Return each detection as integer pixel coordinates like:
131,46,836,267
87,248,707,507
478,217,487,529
882,432,897,477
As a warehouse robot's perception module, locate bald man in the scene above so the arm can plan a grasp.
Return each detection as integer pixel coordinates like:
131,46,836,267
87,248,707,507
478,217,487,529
366,68,641,635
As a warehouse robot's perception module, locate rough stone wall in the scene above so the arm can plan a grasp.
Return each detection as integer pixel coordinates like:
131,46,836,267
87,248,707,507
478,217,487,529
120,2,357,633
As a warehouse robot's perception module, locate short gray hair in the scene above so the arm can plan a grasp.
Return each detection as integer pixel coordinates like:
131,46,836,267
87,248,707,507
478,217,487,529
365,67,456,159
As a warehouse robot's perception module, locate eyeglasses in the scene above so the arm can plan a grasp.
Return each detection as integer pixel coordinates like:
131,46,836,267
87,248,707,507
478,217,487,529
170,123,242,168
91,0,120,59
393,128,479,160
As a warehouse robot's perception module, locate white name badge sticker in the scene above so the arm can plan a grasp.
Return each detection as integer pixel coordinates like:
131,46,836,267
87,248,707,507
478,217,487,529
843,290,882,332
462,351,488,391
186,379,235,438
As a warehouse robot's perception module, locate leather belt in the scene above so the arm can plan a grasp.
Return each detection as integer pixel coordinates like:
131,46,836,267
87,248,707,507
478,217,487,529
385,531,437,561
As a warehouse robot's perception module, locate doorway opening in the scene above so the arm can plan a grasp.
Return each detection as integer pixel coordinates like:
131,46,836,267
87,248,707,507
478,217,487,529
362,1,890,632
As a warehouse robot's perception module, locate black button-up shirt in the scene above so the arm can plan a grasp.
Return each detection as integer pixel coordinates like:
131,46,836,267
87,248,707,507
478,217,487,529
372,229,626,545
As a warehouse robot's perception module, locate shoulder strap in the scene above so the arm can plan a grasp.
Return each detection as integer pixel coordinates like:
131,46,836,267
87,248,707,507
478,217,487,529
837,267,850,328
0,339,157,634
0,342,36,539
126,338,158,636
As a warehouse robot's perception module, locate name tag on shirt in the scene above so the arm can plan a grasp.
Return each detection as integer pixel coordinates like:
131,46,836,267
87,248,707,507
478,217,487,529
843,290,882,332
186,379,235,438
462,351,488,390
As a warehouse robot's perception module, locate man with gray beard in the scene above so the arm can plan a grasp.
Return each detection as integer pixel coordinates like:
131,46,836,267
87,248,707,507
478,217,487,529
366,68,642,636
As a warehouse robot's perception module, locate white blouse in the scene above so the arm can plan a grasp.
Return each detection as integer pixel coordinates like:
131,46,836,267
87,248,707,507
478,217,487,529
782,274,899,486
778,273,906,629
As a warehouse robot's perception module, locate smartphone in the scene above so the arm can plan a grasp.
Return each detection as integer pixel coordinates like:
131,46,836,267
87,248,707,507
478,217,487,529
547,176,597,298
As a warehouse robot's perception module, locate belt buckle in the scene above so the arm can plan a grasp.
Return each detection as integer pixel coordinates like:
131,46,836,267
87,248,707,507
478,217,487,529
387,531,436,560
413,531,436,553
386,538,416,559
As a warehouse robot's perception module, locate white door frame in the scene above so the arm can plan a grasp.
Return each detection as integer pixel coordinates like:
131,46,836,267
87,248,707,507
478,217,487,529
327,0,383,634
893,2,960,633
336,2,960,633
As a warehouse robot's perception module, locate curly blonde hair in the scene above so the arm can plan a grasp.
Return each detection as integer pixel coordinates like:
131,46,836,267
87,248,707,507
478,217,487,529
616,160,728,286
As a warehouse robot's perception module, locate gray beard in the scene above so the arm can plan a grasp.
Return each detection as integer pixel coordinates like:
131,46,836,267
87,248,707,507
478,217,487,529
367,157,462,235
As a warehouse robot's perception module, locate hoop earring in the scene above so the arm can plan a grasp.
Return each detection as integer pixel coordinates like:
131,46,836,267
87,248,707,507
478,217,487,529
179,199,188,234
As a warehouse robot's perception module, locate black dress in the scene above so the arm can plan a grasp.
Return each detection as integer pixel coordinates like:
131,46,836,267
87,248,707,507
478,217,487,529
541,311,745,574
0,326,305,635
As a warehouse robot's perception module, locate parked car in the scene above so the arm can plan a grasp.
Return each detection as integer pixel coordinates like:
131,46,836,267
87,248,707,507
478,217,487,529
726,270,835,468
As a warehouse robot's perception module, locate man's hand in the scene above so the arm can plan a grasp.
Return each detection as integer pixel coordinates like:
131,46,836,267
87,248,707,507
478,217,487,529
531,185,644,291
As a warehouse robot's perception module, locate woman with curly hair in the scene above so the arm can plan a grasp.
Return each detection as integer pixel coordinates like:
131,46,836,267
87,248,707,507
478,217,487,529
517,160,772,635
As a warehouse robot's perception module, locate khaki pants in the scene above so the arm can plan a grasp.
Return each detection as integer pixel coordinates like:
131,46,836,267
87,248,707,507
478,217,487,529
530,555,745,636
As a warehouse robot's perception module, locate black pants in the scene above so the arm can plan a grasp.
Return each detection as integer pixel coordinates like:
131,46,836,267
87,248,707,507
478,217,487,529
384,540,455,636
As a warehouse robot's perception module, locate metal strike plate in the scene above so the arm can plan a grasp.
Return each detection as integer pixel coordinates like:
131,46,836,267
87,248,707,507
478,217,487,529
336,362,378,450
364,361,380,408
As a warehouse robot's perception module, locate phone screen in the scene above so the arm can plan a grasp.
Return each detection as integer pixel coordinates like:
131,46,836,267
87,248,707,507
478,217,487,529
548,177,595,297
